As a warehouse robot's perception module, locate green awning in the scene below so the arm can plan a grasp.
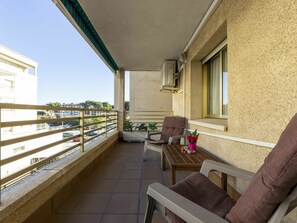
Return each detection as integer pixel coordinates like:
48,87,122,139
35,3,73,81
59,0,119,72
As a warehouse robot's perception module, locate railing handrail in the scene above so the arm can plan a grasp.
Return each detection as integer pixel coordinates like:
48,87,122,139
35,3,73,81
0,103,117,112
0,103,118,191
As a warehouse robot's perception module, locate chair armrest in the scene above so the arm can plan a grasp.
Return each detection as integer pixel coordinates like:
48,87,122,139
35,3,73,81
200,159,255,181
147,182,229,223
168,135,186,145
145,139,166,144
147,131,162,139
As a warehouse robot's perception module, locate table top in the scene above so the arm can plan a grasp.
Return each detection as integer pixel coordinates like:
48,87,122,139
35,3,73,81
163,144,216,167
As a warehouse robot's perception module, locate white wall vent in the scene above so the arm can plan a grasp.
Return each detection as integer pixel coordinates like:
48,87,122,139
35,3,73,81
160,60,178,91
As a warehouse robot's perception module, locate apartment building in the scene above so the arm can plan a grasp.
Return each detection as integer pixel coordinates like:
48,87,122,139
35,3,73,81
0,45,62,179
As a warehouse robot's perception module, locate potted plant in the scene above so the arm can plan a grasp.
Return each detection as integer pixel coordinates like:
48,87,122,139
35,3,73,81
123,121,146,142
124,120,134,132
147,122,157,133
187,129,199,152
135,123,148,132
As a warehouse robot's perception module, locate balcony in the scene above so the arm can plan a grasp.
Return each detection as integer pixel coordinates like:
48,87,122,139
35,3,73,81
43,142,190,223
1,0,297,222
0,103,190,223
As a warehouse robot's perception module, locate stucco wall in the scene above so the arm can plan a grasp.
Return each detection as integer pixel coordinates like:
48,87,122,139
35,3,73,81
176,0,297,221
129,71,172,126
130,71,172,112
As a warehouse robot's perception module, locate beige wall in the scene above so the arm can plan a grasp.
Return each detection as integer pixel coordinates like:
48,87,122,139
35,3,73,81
129,71,173,125
172,68,186,116
175,1,297,220
114,70,125,131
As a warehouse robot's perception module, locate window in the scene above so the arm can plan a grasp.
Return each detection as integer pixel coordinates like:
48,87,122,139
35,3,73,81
203,42,228,118
13,146,25,153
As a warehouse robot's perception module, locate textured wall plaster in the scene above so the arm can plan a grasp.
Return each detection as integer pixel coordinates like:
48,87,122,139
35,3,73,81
179,1,297,220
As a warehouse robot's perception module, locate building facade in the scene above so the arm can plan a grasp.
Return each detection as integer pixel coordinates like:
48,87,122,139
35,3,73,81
174,0,296,209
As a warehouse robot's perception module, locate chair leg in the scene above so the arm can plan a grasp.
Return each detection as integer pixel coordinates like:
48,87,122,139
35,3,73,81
161,149,166,170
144,195,156,223
143,141,148,161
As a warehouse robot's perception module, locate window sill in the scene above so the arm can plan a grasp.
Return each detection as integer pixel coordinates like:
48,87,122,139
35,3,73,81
189,118,228,131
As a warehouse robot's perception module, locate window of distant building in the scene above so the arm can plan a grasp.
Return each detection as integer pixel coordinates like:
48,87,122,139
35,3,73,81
202,40,228,118
13,146,25,153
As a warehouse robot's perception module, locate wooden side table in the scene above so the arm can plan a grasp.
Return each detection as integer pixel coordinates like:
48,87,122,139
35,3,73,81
162,144,226,186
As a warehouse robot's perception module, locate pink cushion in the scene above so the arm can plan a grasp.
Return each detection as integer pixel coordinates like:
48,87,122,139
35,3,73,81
160,116,186,144
226,113,297,222
166,172,236,223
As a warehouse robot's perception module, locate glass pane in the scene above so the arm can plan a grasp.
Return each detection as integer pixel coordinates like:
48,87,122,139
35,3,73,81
222,48,228,115
208,54,220,115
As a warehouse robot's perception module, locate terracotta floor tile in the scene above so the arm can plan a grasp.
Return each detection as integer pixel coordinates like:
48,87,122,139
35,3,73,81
77,179,117,193
124,162,142,170
139,213,168,223
106,193,139,213
48,214,102,223
142,169,163,179
57,194,82,213
139,193,148,214
72,193,111,213
46,214,65,223
46,142,193,223
97,170,122,180
114,180,141,192
120,169,141,179
142,161,161,170
127,154,143,162
100,214,138,223
63,214,102,223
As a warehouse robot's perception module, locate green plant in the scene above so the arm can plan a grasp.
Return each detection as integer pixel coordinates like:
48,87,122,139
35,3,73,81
124,120,134,132
187,129,199,144
135,123,148,132
148,122,157,132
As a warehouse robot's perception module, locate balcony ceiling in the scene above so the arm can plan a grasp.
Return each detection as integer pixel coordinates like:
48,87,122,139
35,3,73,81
54,0,217,72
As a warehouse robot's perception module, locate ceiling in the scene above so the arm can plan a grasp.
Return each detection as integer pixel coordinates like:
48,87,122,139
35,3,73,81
54,0,217,72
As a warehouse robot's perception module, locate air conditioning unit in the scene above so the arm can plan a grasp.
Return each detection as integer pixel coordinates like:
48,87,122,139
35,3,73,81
160,60,178,91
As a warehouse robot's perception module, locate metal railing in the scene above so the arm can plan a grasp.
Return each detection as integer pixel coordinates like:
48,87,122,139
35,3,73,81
0,103,118,189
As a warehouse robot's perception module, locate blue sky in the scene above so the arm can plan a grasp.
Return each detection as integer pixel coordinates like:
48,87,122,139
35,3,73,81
0,0,128,105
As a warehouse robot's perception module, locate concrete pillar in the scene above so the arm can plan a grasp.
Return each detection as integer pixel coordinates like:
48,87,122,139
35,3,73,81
114,69,125,132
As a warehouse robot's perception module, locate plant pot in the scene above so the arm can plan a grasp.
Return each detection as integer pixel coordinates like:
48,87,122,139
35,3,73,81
122,131,146,142
187,143,197,152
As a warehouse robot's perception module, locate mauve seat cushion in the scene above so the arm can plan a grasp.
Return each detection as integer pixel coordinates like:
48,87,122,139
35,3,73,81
226,113,297,222
166,172,236,223
161,116,186,144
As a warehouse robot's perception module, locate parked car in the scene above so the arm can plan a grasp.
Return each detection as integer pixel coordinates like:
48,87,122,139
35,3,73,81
72,137,80,142
63,131,79,139
86,131,98,136
72,137,86,142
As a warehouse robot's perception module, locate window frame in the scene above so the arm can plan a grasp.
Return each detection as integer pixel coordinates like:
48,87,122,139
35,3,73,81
202,40,228,119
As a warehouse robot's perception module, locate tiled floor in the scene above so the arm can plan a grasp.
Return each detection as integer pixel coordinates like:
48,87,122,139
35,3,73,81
47,142,192,223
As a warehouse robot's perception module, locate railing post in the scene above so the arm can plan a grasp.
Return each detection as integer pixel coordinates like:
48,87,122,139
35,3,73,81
80,109,84,152
105,111,107,138
0,108,2,203
118,111,121,131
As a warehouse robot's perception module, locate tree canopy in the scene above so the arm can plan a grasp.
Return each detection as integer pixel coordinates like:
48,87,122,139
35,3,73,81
46,100,114,110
